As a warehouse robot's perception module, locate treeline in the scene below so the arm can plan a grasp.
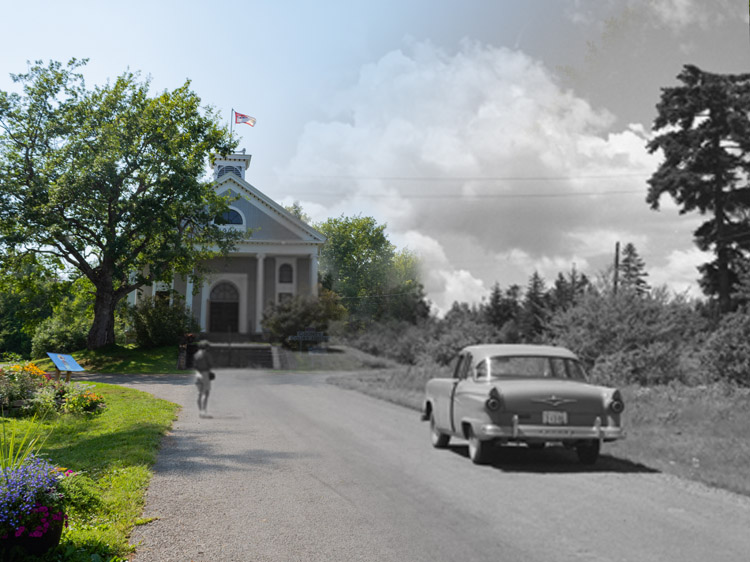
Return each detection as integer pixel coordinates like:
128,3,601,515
340,255,750,388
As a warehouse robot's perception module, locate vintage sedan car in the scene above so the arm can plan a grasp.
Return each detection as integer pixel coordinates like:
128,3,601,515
421,344,625,465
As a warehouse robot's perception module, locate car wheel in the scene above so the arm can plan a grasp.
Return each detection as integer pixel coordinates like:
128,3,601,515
576,440,601,465
430,412,450,449
467,428,492,465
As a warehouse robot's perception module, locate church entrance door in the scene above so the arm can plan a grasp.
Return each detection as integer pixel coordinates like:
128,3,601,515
209,281,240,333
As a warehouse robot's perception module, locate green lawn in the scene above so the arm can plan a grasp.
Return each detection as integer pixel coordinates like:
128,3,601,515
33,345,180,375
3,383,180,561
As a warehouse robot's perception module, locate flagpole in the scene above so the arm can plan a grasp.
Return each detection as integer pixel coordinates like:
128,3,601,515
230,108,234,138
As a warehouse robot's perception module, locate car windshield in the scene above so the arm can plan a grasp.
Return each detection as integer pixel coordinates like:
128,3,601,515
475,355,587,381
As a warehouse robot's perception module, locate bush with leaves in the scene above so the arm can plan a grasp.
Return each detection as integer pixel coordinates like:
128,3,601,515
0,364,49,409
30,299,91,359
262,290,346,349
699,308,750,386
129,296,199,349
342,319,431,365
60,384,106,415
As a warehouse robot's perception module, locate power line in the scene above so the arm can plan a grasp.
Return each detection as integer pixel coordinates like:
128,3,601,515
284,189,644,200
279,172,650,183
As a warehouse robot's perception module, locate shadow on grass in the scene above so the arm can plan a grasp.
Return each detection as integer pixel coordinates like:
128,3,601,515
448,443,659,474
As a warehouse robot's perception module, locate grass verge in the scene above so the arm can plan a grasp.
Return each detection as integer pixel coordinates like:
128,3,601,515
327,363,750,497
3,382,179,561
32,345,179,375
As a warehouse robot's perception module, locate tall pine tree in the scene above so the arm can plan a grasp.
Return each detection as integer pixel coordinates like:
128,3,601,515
647,65,750,313
619,243,651,296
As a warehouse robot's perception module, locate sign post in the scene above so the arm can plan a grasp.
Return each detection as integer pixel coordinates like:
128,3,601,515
46,353,85,383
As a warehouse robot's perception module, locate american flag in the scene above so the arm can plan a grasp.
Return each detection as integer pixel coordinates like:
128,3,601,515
234,111,256,127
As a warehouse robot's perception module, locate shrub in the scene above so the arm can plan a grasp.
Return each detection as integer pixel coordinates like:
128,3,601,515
263,290,346,349
30,298,90,359
589,341,695,386
699,308,750,386
60,384,105,415
129,296,199,349
548,286,705,385
0,364,49,409
0,364,105,417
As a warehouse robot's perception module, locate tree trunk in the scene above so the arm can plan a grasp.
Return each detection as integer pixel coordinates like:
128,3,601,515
714,180,732,314
87,285,118,350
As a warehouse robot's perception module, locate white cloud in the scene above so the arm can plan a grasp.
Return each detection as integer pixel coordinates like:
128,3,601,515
650,248,709,296
281,40,703,306
567,0,736,32
565,0,736,30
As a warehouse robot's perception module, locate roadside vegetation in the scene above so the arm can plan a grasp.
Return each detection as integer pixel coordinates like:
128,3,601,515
326,359,750,497
0,379,179,561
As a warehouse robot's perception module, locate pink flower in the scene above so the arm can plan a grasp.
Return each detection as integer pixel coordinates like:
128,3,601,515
15,527,26,537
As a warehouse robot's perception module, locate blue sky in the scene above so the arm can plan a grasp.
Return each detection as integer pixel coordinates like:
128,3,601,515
2,0,748,311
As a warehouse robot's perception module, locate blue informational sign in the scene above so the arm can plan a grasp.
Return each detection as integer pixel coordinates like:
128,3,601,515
46,353,85,372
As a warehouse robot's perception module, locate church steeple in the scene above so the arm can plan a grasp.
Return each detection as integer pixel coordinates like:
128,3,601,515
213,150,252,181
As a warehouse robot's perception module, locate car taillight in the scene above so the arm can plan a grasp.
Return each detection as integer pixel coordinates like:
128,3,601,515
609,390,625,414
485,387,502,412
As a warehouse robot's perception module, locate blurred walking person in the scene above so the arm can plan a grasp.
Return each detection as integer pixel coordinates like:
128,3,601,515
193,341,215,418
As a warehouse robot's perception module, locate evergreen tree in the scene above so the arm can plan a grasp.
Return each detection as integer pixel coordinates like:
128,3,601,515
483,282,522,339
647,65,750,313
520,272,548,342
548,265,590,312
619,243,651,296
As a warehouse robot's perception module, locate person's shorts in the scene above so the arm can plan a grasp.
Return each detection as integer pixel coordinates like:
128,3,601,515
194,373,211,392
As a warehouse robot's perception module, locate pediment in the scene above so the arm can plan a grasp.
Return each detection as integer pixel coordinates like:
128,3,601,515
215,175,325,244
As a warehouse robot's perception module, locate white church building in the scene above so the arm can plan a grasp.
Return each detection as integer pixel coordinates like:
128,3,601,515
132,151,326,338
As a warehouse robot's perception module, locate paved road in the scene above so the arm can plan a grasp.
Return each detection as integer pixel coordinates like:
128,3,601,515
95,370,750,562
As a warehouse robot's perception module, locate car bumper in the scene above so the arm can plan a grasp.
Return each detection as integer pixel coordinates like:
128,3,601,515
479,415,624,442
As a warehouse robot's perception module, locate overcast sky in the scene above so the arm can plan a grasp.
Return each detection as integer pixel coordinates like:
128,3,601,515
2,1,748,312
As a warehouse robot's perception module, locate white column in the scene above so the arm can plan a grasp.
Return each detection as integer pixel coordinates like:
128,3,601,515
255,254,266,334
310,250,319,297
200,279,210,332
185,276,194,311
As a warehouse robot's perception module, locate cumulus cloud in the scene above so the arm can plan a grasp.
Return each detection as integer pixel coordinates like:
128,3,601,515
281,40,702,307
565,0,736,31
649,248,710,296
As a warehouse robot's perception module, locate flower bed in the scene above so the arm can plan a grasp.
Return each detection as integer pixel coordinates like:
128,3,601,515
0,454,88,556
0,363,105,417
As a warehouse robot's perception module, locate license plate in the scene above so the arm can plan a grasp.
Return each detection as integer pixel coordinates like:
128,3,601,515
543,411,568,425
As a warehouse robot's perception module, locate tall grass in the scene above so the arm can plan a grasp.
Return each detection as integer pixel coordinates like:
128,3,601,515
0,414,50,472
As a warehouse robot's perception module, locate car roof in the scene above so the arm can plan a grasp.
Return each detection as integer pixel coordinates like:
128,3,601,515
461,344,579,362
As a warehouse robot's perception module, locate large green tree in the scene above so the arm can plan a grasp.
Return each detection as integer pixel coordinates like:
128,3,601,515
647,65,750,313
0,59,244,349
316,214,428,323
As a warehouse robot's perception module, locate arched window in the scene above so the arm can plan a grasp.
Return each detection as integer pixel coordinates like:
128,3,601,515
279,263,293,284
217,209,243,225
217,165,242,179
210,282,239,302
